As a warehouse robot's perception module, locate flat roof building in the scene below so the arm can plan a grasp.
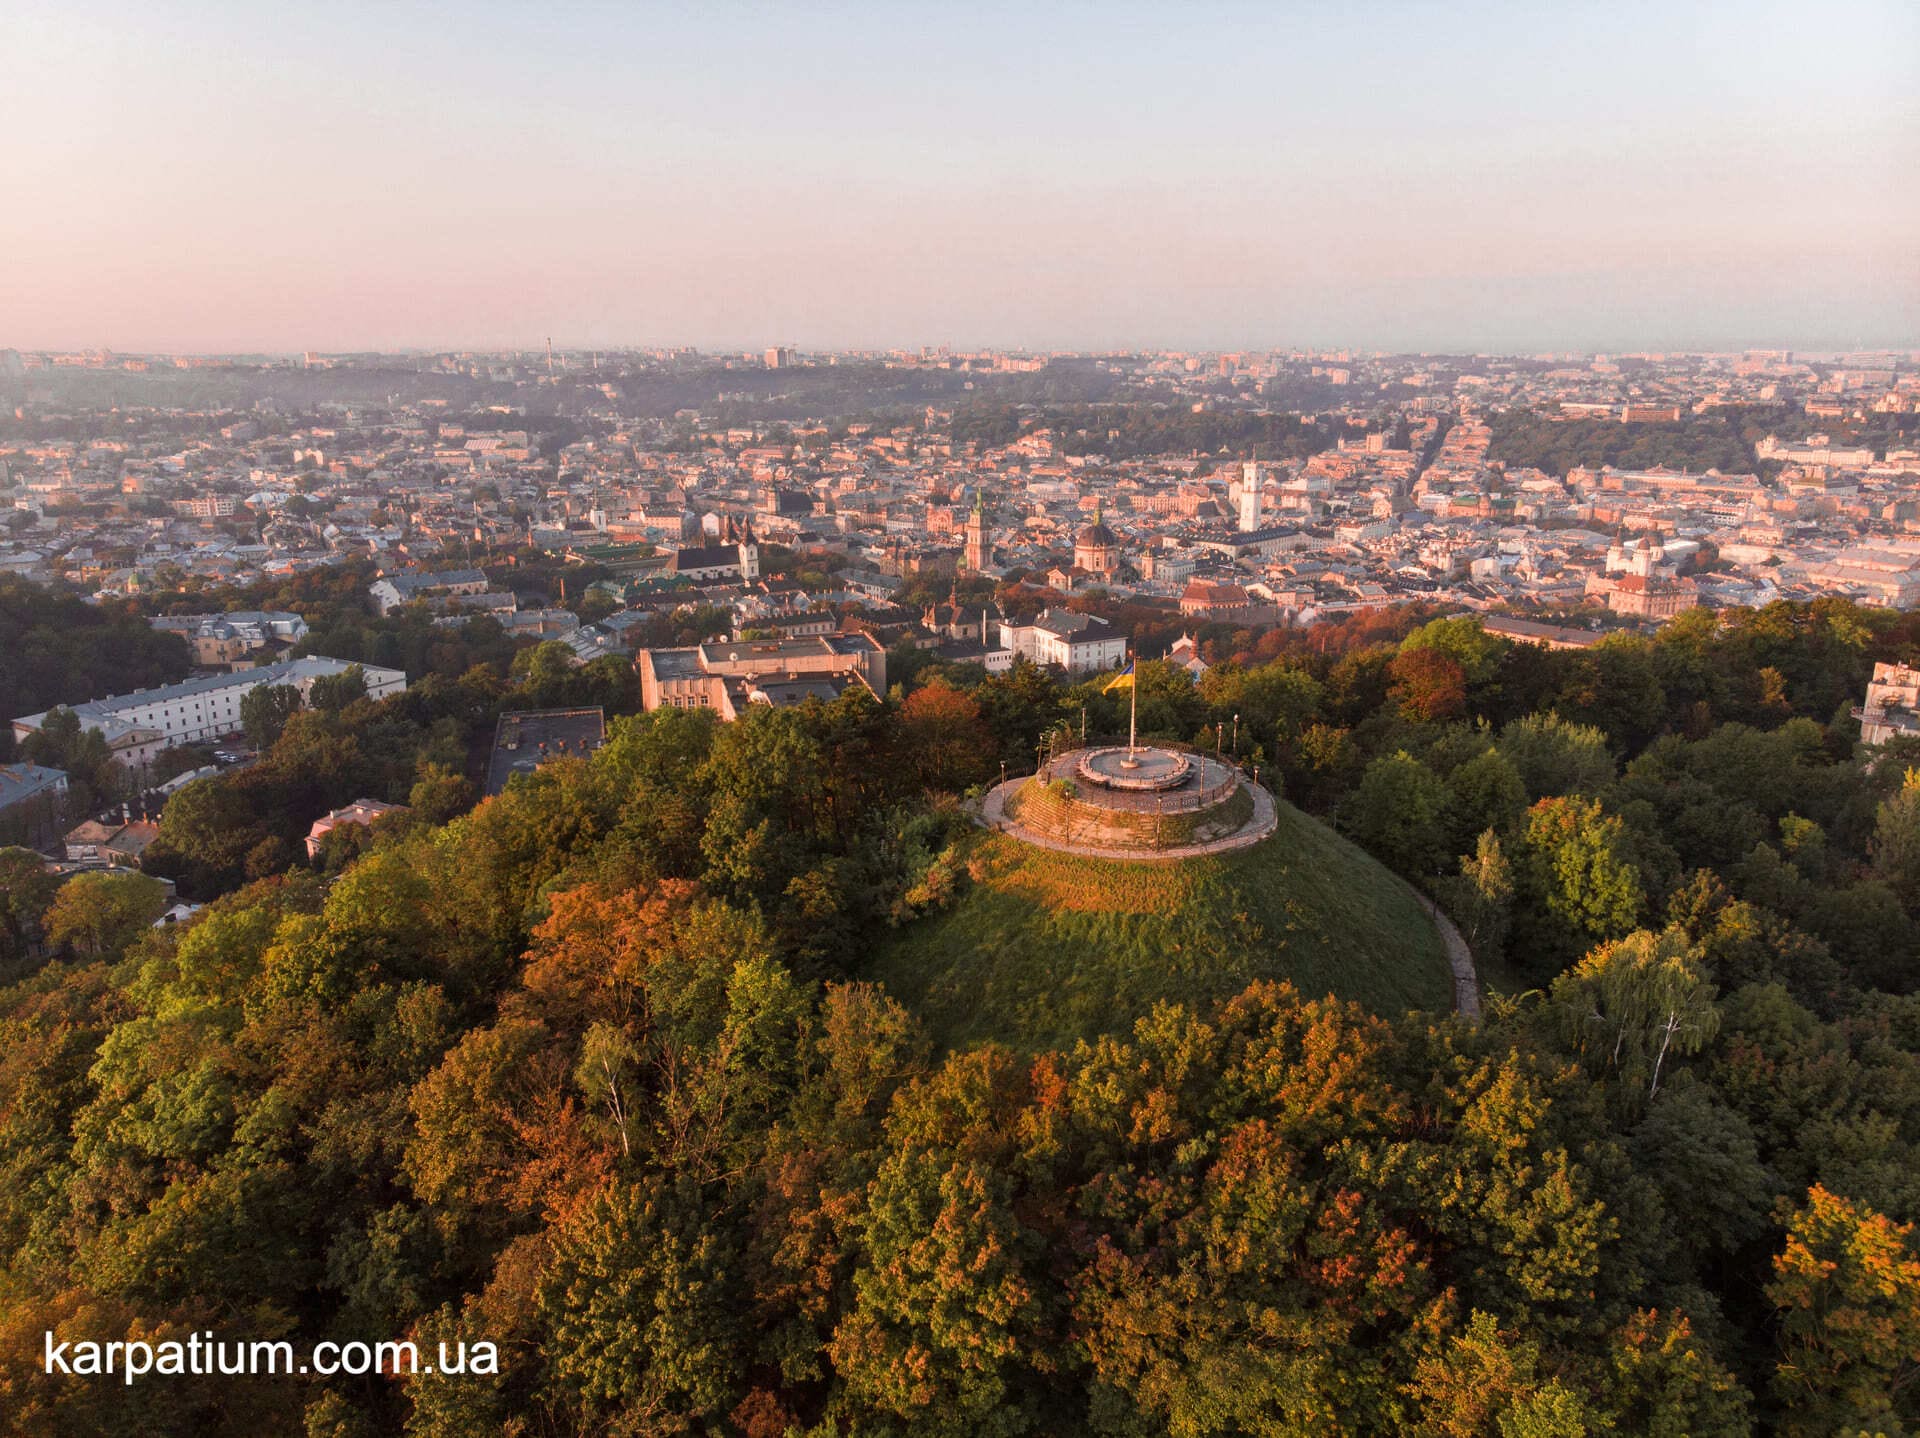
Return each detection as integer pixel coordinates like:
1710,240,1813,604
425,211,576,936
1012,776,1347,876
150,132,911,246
486,708,608,795
1857,662,1920,748
636,633,885,719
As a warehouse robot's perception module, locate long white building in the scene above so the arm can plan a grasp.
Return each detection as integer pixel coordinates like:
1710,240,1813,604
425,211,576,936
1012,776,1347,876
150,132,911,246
11,656,407,766
997,609,1127,674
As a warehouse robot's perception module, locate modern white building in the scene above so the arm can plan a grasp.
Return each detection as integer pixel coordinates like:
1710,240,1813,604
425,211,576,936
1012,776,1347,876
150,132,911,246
998,609,1127,674
11,657,407,767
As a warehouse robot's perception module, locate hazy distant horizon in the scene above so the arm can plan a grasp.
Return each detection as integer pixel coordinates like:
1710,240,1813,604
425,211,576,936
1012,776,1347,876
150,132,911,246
5,0,1916,355
8,340,1920,362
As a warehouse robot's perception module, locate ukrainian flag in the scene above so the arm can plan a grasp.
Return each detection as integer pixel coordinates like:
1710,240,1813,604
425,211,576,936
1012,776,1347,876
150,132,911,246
1104,658,1135,693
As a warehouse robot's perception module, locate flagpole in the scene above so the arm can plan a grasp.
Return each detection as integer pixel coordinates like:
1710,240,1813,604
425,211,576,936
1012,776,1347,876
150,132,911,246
1128,649,1137,756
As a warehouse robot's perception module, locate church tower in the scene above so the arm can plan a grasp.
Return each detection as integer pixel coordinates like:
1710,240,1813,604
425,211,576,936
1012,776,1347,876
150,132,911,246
1238,461,1264,533
736,517,760,582
963,487,989,572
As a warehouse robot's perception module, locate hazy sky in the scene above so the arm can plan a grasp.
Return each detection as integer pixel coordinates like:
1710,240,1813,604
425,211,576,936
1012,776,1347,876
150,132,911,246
4,0,1916,353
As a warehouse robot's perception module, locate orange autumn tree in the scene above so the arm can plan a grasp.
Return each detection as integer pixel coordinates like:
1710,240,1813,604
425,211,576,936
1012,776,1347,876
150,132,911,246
1767,1184,1920,1436
895,678,997,793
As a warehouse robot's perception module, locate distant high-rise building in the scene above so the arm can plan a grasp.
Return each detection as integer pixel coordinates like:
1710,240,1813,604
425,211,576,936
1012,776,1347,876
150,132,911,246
1238,461,1264,533
764,346,794,369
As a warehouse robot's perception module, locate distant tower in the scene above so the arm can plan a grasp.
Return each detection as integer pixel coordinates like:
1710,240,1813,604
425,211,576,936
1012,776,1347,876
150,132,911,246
1238,461,1264,533
736,517,760,582
964,488,990,572
546,337,555,377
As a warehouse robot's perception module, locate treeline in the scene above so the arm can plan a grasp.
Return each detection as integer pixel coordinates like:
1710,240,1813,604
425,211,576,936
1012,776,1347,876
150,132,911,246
0,576,191,758
1487,405,1791,478
2,600,1920,1432
948,402,1338,460
138,643,639,900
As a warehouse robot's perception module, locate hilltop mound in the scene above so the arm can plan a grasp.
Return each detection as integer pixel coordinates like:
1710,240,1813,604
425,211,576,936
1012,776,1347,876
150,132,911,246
865,800,1450,1050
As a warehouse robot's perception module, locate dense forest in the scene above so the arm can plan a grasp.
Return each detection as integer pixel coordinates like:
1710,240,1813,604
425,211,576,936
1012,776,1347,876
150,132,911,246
948,402,1339,460
0,577,192,754
1486,406,1791,479
4,599,1920,1434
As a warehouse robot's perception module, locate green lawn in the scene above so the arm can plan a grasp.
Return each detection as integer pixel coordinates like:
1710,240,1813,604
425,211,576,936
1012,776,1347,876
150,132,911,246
865,801,1451,1051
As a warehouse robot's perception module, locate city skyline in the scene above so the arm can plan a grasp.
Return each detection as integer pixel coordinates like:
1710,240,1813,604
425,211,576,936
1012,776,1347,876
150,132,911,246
5,0,1917,354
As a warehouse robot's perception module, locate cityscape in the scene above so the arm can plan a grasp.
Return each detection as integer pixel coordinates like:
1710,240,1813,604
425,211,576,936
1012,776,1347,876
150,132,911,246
4,2,1920,1435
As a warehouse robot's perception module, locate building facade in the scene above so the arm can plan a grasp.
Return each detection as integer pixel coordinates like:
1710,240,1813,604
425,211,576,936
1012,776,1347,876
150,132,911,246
369,569,490,615
636,634,886,719
998,609,1127,673
1858,662,1920,747
11,657,407,767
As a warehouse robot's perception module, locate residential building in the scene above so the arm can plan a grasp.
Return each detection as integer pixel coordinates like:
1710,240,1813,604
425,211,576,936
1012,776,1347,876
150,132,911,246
369,569,491,615
306,799,407,859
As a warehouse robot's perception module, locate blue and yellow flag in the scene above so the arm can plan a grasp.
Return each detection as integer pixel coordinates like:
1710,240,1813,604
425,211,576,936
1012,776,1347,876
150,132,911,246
1104,658,1135,693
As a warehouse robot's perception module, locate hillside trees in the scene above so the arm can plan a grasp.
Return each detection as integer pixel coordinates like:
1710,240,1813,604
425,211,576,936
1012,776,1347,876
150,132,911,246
6,598,1920,1431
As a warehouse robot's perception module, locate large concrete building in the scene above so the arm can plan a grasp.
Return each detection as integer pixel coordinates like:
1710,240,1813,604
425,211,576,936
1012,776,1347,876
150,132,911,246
11,657,407,767
486,708,608,795
636,633,886,719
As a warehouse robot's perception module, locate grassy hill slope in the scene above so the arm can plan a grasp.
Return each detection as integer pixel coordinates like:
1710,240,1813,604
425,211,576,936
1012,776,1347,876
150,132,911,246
865,800,1450,1051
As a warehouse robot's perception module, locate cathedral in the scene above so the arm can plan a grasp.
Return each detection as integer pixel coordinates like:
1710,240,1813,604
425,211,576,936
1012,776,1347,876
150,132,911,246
669,514,760,582
1072,502,1119,577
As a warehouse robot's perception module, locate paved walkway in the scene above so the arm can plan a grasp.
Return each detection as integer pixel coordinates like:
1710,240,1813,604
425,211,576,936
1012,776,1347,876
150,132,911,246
1406,888,1481,1018
975,776,1277,861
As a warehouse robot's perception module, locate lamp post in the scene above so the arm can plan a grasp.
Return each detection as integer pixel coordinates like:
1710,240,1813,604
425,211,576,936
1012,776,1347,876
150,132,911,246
1232,713,1239,756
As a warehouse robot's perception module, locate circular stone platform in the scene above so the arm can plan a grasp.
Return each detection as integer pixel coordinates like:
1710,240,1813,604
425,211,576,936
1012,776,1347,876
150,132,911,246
977,745,1277,860
1077,745,1192,791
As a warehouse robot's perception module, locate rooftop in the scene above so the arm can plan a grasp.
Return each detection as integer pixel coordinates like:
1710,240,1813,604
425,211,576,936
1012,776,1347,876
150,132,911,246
485,707,608,796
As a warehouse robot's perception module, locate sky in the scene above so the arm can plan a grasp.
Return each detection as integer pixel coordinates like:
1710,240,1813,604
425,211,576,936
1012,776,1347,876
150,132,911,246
3,0,1916,354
